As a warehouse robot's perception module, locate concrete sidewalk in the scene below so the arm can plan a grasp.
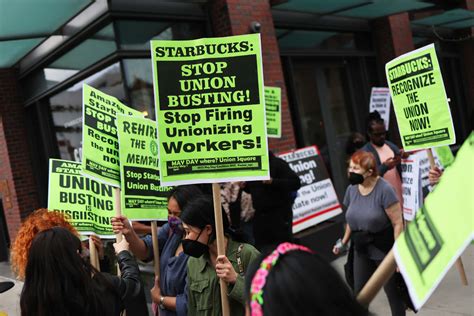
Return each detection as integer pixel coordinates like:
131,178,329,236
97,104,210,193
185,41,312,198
1,246,473,315
331,245,474,315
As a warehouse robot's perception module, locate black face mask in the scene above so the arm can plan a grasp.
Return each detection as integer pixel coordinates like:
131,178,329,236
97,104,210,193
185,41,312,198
349,172,365,185
182,229,209,258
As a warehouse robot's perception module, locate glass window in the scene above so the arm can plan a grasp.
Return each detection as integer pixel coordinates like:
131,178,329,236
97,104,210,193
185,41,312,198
22,24,116,102
122,59,155,119
116,20,206,50
49,63,124,161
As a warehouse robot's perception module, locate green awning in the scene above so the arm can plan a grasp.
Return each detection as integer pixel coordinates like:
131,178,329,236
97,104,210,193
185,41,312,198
412,9,474,29
0,0,92,68
273,0,434,18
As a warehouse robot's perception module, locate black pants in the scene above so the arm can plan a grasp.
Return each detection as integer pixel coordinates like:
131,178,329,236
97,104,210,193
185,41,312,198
353,249,406,316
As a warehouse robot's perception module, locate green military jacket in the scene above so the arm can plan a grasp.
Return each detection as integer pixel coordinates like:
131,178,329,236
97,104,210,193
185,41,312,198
187,238,260,316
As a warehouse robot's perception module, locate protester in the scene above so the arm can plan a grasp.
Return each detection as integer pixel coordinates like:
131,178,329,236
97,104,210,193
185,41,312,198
19,227,141,316
12,208,148,315
333,151,405,316
361,111,404,206
220,181,256,244
111,185,202,316
10,208,78,280
181,195,260,316
246,242,367,316
243,150,301,251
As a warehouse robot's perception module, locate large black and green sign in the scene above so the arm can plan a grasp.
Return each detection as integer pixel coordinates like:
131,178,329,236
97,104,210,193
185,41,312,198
82,84,143,187
117,114,172,220
385,44,455,151
151,34,269,185
48,159,115,237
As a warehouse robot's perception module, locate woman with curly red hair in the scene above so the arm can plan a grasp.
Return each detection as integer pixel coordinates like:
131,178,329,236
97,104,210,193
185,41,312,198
10,208,78,280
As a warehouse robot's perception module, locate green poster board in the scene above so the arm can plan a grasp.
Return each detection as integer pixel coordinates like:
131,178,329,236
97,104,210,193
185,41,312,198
394,132,474,309
82,84,143,187
265,86,281,138
151,34,269,186
48,159,115,237
434,146,455,168
385,44,455,151
117,114,172,220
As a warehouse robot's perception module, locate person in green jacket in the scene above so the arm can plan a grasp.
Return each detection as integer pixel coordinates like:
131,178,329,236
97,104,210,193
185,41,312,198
181,195,260,316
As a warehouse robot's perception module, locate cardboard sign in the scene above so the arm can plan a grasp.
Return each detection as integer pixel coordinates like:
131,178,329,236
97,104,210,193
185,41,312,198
386,44,455,151
48,159,115,237
279,146,342,233
394,132,474,310
117,115,172,220
265,86,282,138
151,34,269,185
369,87,391,130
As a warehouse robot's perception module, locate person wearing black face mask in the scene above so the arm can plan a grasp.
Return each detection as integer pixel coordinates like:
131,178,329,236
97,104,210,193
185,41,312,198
181,195,260,316
333,151,405,316
111,185,203,316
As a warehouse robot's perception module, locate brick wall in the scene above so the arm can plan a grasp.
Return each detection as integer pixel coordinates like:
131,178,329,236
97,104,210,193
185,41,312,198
0,68,39,241
209,0,297,153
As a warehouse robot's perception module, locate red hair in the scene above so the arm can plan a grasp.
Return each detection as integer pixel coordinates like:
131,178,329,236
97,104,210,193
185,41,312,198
10,209,78,279
350,151,378,177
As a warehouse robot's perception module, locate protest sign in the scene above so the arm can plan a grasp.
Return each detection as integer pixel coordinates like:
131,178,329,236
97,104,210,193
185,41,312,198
434,146,455,168
386,44,455,151
82,84,143,187
117,114,171,220
394,132,474,310
369,87,391,130
401,157,420,221
279,146,342,233
48,159,115,237
264,86,281,138
150,34,269,186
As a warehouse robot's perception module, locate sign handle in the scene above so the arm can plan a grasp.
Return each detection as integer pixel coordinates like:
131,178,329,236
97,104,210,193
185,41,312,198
212,183,230,316
426,149,468,286
357,249,397,306
151,221,161,278
89,236,100,271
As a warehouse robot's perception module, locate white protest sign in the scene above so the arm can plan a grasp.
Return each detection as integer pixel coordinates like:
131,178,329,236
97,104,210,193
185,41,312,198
401,158,420,221
369,87,391,130
279,146,342,233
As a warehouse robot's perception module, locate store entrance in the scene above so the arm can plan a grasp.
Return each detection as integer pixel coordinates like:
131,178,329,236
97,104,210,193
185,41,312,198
289,57,375,199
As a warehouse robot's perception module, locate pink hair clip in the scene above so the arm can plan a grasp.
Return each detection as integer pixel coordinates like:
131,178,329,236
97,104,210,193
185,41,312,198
249,242,314,316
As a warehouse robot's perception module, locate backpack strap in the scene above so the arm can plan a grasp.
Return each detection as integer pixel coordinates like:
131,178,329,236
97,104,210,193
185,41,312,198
236,244,245,276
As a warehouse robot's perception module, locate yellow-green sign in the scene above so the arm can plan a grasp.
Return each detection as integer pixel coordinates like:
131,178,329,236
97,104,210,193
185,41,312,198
117,114,171,220
151,34,269,186
48,159,115,237
81,84,143,187
265,86,281,138
394,132,474,309
434,146,455,168
385,44,455,151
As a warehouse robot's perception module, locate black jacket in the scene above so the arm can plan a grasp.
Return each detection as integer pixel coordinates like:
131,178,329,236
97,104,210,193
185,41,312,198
98,250,148,316
244,152,301,250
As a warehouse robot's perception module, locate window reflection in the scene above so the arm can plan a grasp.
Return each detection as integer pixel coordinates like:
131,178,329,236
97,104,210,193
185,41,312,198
122,59,155,119
49,63,124,161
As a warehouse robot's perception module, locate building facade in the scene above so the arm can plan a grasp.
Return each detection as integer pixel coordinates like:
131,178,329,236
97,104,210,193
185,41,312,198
1,0,473,260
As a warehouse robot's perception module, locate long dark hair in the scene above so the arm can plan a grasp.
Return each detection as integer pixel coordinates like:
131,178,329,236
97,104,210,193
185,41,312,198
246,249,368,316
20,227,114,316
